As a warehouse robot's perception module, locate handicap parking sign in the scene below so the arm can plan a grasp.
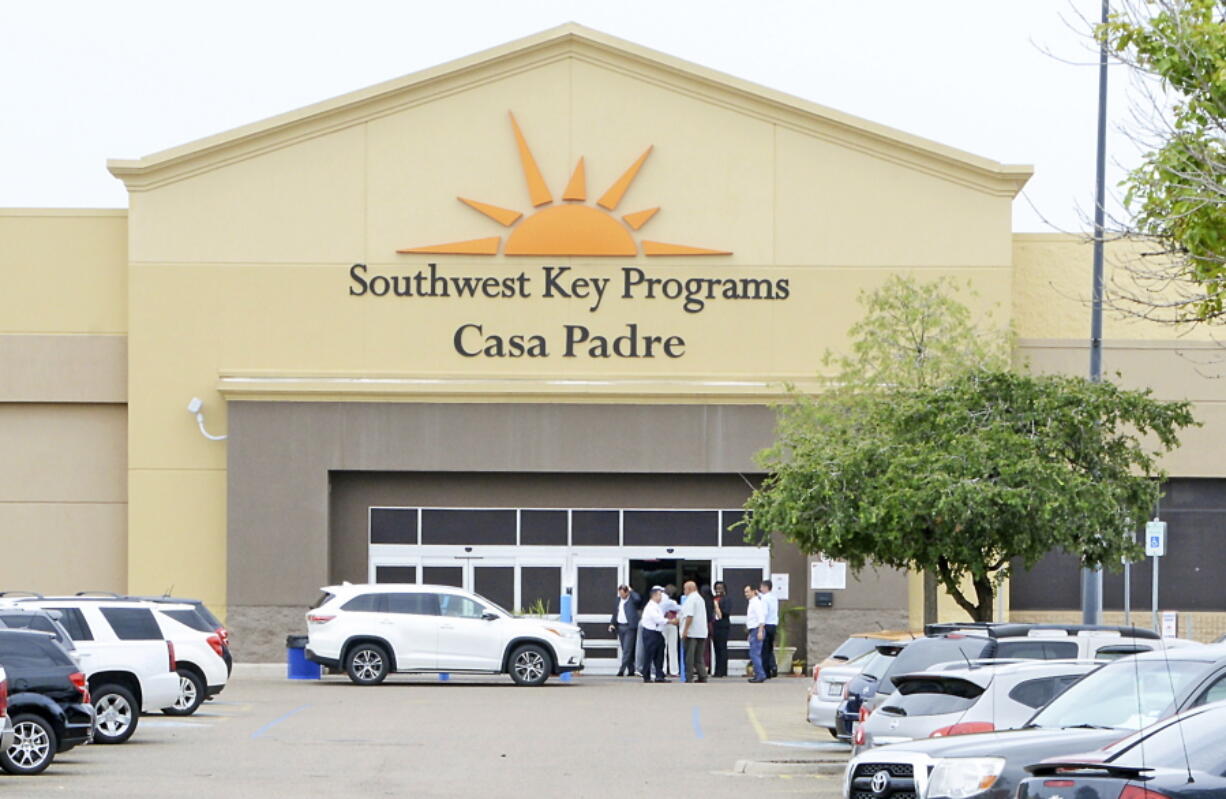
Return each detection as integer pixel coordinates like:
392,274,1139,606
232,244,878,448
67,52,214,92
1145,520,1167,556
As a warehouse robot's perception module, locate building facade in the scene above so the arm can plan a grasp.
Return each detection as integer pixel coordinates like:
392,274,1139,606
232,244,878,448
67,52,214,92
4,25,1224,663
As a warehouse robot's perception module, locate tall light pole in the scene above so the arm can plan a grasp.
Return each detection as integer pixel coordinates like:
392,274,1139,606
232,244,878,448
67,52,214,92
1083,0,1110,625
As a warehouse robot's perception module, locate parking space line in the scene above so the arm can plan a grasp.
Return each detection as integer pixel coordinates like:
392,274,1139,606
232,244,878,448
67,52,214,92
691,706,704,739
745,703,768,743
250,704,310,740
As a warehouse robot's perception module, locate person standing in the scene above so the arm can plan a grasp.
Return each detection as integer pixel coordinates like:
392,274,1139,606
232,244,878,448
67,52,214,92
660,585,681,677
679,581,709,683
711,581,731,678
759,579,779,679
744,584,766,683
607,584,641,677
699,584,715,672
638,586,676,683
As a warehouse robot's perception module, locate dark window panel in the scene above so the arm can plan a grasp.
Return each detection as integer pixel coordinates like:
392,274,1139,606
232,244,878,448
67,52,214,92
370,508,418,544
341,594,380,612
623,510,718,547
721,569,763,616
473,566,515,612
572,510,619,546
375,566,417,584
578,622,611,640
421,509,516,545
520,510,568,546
520,567,561,615
422,566,464,588
722,510,755,546
576,566,618,616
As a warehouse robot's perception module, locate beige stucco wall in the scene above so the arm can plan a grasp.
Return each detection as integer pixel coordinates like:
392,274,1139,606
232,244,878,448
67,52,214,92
0,210,128,595
0,404,127,592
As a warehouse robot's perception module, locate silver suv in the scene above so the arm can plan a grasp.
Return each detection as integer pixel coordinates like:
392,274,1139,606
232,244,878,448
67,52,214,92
857,659,1100,751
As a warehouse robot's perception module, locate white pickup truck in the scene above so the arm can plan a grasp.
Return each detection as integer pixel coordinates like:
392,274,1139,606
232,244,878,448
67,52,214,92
12,598,180,744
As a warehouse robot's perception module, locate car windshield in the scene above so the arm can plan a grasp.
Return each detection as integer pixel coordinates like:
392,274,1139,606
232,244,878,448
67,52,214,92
880,636,992,692
1028,659,1206,731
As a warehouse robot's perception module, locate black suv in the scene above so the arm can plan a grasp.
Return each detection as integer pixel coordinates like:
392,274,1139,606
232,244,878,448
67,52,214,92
0,630,95,775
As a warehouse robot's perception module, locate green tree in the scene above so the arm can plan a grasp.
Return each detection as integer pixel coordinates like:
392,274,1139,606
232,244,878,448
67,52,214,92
745,371,1195,621
1100,1,1226,323
822,274,1009,623
827,274,1010,390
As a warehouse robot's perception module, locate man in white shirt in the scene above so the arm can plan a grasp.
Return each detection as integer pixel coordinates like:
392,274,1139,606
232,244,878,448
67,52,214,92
743,584,767,683
759,579,780,679
679,580,709,683
638,586,677,683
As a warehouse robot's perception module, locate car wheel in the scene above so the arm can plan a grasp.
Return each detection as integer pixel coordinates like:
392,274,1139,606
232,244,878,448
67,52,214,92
93,684,139,744
508,644,551,686
162,668,206,716
1,714,57,775
345,643,390,685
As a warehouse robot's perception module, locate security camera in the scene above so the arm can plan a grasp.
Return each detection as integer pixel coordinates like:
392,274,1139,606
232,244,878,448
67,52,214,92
187,397,203,414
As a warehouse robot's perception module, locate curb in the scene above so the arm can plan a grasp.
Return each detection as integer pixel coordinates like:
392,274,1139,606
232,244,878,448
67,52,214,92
734,759,848,777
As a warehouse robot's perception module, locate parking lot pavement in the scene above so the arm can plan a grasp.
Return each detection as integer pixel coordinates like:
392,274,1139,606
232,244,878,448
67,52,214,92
11,667,850,798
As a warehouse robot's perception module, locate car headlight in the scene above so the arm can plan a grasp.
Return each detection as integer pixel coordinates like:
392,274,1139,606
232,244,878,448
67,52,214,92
544,627,581,640
926,757,1005,799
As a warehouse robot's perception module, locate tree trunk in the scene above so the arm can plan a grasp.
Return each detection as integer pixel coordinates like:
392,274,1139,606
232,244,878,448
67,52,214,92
970,573,995,622
923,571,938,627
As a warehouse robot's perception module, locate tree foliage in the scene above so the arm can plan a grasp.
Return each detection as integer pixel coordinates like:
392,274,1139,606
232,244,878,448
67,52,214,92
745,371,1195,621
1100,1,1226,323
825,274,1010,389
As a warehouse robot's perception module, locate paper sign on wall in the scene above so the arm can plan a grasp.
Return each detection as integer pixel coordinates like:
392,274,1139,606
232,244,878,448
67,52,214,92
1162,611,1178,638
810,557,846,590
771,573,789,601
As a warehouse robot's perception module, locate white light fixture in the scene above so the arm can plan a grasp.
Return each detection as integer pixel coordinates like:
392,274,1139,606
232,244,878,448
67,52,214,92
187,397,227,441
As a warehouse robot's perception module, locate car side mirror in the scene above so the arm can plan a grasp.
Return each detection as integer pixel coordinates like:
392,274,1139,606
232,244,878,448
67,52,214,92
482,612,499,621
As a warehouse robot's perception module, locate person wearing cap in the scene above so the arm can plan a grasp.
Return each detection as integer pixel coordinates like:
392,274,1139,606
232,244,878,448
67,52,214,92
744,584,767,683
638,585,677,683
679,580,709,683
607,584,641,677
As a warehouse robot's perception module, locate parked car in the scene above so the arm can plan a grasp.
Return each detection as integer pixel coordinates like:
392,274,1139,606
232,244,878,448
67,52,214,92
836,622,1164,741
123,595,232,674
1019,701,1226,799
856,659,1100,751
0,666,13,756
819,631,921,670
305,583,585,686
0,630,95,775
842,645,1226,799
11,597,181,743
809,649,873,736
17,596,230,718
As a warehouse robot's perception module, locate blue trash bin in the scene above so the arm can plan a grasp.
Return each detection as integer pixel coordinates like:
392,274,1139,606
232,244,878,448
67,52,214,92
286,635,321,680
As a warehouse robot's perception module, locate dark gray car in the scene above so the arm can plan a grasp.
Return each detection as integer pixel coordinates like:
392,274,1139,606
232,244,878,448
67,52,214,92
843,645,1226,799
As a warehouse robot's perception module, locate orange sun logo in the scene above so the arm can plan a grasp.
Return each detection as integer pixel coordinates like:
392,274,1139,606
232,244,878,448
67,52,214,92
398,112,731,257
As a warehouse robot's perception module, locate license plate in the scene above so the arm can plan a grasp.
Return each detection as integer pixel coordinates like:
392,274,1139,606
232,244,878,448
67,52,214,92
826,681,844,697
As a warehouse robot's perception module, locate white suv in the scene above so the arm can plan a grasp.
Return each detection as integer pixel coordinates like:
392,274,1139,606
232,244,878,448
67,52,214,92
13,598,185,742
306,583,585,686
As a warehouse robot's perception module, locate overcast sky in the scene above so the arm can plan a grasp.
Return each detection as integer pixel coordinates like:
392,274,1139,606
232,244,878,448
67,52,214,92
0,0,1148,232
